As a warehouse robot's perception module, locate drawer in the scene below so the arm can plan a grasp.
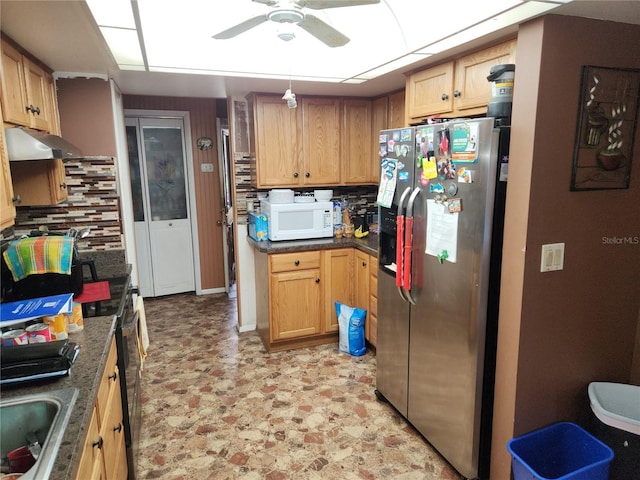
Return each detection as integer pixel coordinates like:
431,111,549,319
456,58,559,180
370,255,378,278
369,314,377,347
96,338,118,425
369,294,377,318
270,251,321,273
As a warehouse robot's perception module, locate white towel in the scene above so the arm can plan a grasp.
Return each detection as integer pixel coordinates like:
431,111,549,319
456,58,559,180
136,296,149,371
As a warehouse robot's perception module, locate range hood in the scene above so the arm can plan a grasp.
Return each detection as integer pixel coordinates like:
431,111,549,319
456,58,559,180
5,126,83,161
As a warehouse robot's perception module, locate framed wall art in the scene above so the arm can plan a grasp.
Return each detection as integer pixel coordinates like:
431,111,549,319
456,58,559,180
571,65,640,191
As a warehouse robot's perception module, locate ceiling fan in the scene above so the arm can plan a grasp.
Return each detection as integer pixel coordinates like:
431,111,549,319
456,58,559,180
212,0,380,48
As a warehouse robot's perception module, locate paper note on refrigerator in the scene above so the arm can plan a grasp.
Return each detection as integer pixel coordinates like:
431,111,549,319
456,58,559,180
377,159,397,208
425,199,458,263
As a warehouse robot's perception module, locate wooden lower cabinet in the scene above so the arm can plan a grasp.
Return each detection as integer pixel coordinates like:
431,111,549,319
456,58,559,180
76,337,127,480
256,249,356,352
0,111,16,230
368,257,378,347
354,251,378,347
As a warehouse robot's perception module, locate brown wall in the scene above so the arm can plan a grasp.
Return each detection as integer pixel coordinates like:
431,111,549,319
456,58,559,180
122,95,224,291
491,16,640,479
57,78,117,157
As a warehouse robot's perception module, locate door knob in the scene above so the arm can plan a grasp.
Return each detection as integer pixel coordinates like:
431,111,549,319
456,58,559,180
217,220,222,226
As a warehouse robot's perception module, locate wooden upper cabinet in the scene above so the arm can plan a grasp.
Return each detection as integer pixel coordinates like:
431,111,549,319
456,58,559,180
342,98,372,185
453,39,517,113
1,37,60,133
406,62,455,120
406,39,517,122
1,40,32,126
254,94,300,187
301,97,341,185
387,90,405,129
0,112,17,230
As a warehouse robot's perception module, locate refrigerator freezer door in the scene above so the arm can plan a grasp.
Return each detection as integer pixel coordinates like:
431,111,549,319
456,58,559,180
376,268,410,416
407,118,499,479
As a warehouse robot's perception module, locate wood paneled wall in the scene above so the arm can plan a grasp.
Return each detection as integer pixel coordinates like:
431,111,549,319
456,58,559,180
122,95,224,291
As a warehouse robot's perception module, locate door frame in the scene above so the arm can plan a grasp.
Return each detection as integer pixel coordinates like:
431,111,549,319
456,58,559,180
216,118,235,295
124,109,202,294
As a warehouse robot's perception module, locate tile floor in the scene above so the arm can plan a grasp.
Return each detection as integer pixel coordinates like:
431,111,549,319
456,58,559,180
136,292,462,479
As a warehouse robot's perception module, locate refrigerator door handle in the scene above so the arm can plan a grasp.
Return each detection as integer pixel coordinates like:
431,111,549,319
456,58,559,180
404,187,421,305
395,187,412,291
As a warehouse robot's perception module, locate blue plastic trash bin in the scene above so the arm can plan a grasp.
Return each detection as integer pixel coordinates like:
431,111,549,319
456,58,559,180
507,422,614,480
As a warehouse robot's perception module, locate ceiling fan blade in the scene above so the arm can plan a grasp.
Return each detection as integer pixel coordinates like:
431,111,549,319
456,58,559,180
298,13,349,47
212,14,269,39
296,0,380,10
252,0,278,5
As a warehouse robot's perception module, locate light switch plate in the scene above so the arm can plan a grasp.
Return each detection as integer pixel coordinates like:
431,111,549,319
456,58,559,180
201,163,214,172
540,243,565,272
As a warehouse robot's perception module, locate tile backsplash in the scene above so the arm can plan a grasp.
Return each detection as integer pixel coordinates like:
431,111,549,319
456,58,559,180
11,156,124,252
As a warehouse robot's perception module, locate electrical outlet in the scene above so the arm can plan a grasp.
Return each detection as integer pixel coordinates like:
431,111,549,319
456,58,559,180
201,163,214,172
540,243,565,272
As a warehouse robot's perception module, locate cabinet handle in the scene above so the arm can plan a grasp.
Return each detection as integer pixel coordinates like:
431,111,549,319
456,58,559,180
60,183,67,189
441,93,449,101
25,105,32,113
113,423,123,433
453,90,461,98
362,261,367,267
315,278,320,283
12,195,22,204
108,371,117,381
33,106,41,115
305,172,310,178
293,172,299,178
294,260,300,266
92,437,104,449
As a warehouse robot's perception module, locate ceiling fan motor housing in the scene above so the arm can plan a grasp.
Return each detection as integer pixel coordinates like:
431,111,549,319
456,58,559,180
268,9,305,24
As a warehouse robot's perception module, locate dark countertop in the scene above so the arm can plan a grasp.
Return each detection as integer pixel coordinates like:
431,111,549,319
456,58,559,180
1,315,117,480
248,232,379,257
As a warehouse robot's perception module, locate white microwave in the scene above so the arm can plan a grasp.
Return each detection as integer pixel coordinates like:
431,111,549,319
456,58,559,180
261,200,333,241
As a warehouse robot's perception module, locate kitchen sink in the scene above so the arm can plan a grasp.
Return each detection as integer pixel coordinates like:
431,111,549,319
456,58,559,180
1,388,78,479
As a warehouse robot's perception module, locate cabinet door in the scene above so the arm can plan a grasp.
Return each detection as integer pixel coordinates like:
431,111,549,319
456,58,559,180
406,62,454,120
301,97,341,185
368,254,378,347
270,269,322,340
453,39,517,113
354,250,370,337
255,95,300,187
76,408,105,480
323,248,354,333
23,57,52,131
0,40,31,126
342,99,372,185
101,379,126,480
371,97,388,184
387,90,405,129
0,115,16,230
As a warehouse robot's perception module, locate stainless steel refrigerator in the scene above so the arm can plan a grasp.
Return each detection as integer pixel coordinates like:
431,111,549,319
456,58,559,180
375,117,510,480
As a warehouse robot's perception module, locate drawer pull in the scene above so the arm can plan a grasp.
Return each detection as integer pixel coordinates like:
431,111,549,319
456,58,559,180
113,423,123,433
92,437,103,449
108,372,117,381
315,278,320,283
293,172,299,178
12,195,22,204
305,172,310,178
294,260,300,266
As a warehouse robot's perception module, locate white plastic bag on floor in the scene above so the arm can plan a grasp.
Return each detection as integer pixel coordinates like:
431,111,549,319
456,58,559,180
335,301,366,356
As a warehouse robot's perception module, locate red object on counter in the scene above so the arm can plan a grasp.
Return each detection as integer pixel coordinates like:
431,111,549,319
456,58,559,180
74,280,111,304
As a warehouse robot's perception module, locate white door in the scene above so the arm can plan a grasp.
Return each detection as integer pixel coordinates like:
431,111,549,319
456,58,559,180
126,117,195,297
